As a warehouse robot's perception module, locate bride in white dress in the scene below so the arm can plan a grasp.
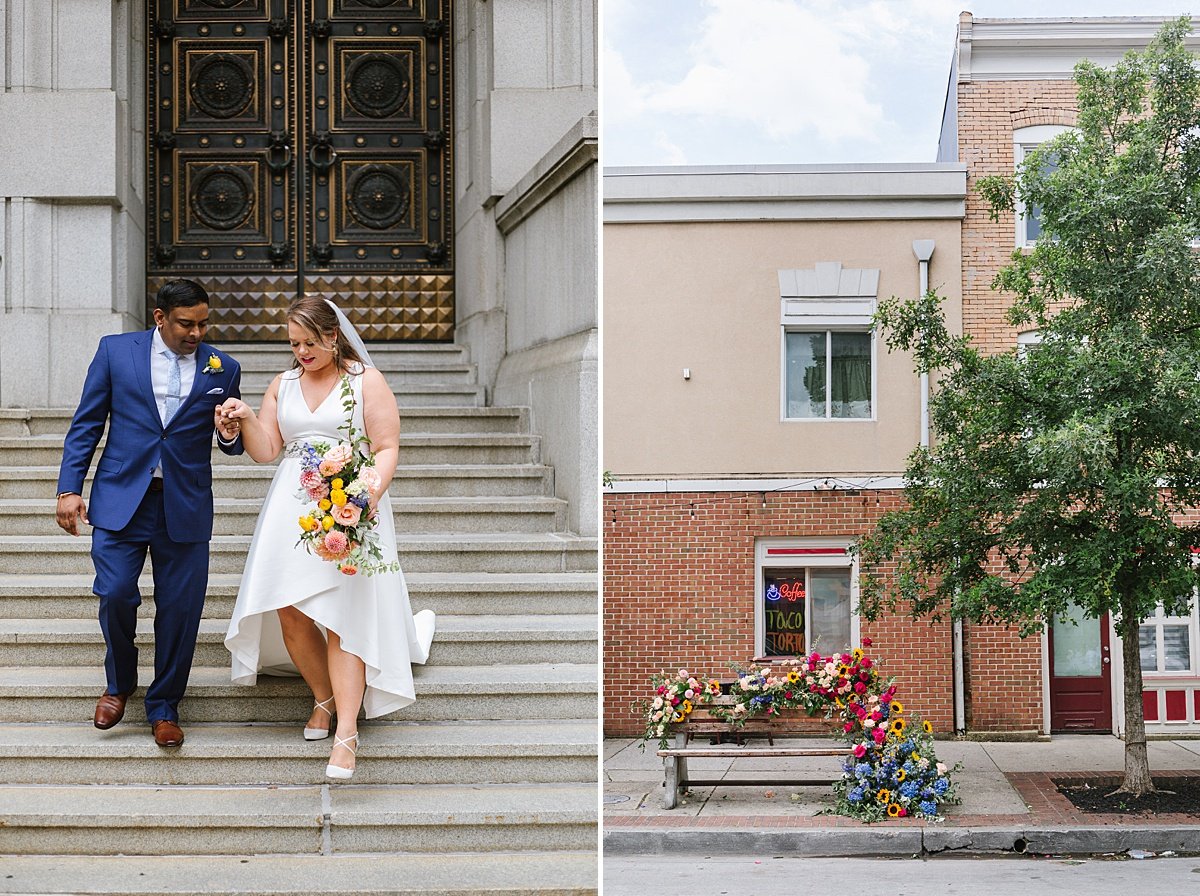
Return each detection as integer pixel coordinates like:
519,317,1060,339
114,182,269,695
215,296,435,779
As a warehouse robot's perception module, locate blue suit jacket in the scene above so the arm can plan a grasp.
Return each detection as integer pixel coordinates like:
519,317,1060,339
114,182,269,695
56,330,244,543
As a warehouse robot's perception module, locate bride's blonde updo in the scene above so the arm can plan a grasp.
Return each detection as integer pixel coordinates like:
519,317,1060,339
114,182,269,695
285,296,367,373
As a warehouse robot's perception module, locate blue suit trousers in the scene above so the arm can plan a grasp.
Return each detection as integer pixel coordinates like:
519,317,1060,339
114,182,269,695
91,486,209,723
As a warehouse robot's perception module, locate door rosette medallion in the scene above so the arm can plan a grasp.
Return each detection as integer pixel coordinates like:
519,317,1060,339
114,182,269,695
345,164,411,230
344,52,411,118
189,165,257,231
189,53,257,119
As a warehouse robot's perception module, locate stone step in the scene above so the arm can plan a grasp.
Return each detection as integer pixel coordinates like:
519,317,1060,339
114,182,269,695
0,662,598,723
0,719,597,785
238,364,477,389
0,534,598,575
5,495,568,536
0,781,596,854
0,406,528,437
0,615,598,667
0,434,541,467
241,383,485,407
0,853,597,895
225,342,469,365
0,572,599,619
0,464,554,499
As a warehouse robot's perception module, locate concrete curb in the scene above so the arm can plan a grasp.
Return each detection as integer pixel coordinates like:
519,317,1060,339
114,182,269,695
603,825,1200,857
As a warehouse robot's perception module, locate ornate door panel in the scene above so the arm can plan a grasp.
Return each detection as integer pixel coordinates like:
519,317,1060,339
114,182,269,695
147,1,453,342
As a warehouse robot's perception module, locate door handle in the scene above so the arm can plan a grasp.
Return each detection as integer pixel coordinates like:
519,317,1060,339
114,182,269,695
309,134,336,172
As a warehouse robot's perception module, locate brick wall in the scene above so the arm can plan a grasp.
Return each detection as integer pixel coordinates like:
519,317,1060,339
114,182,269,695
602,489,961,737
957,78,1079,355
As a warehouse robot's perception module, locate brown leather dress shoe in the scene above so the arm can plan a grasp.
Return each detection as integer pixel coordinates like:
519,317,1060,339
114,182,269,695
93,692,131,730
151,719,185,748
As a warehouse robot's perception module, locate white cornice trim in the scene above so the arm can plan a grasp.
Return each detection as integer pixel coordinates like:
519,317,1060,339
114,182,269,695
603,165,967,223
604,476,907,494
958,16,1200,82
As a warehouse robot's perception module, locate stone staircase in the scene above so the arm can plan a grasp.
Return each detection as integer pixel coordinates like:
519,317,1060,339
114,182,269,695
0,344,598,895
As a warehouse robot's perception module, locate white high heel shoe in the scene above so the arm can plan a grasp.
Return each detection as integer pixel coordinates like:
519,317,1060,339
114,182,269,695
325,732,358,780
303,696,336,741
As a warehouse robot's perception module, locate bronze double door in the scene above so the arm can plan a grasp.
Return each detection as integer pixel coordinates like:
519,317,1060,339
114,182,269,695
147,0,453,342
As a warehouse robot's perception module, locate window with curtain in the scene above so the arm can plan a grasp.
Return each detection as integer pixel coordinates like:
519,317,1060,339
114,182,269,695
785,330,871,419
1140,600,1197,674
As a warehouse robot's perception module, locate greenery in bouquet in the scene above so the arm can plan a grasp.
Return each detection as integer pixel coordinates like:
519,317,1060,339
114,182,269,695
294,375,399,577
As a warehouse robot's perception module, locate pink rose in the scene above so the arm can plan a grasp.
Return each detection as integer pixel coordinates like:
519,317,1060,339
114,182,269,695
844,722,854,733
873,728,886,745
358,466,381,492
324,443,353,467
852,743,867,758
323,530,350,558
333,503,362,527
854,681,866,694
861,638,872,647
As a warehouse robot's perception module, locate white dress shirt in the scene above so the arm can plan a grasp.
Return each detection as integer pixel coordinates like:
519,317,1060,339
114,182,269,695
151,328,198,478
151,327,198,428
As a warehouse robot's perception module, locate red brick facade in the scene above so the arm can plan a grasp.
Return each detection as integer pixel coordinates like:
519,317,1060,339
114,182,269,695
602,489,957,737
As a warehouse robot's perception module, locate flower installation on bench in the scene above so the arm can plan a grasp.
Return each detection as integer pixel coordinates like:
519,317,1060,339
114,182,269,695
639,640,961,821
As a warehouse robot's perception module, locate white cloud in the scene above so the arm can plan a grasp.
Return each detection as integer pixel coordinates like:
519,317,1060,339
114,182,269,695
652,131,690,165
641,0,885,143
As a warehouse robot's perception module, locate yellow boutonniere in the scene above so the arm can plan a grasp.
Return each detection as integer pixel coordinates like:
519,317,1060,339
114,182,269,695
202,355,223,374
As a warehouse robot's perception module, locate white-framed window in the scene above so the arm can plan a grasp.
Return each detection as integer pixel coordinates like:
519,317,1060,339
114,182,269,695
754,537,860,659
1140,598,1199,675
1014,125,1069,247
784,330,873,419
778,262,878,422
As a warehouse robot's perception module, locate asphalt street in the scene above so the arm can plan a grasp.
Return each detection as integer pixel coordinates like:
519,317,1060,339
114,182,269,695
602,854,1200,895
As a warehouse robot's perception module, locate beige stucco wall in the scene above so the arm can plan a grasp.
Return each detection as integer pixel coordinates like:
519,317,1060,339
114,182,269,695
603,218,962,478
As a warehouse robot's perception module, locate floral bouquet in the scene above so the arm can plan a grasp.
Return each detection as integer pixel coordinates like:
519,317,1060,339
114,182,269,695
830,716,960,821
294,376,399,576
637,641,962,820
639,669,707,748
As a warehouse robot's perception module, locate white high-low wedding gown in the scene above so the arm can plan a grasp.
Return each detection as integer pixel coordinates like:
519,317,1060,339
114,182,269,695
224,365,436,717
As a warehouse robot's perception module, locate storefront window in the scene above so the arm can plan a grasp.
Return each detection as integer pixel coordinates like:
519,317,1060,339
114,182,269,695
758,540,857,658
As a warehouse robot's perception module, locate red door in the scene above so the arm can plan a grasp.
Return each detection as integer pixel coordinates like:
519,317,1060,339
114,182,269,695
1049,607,1113,732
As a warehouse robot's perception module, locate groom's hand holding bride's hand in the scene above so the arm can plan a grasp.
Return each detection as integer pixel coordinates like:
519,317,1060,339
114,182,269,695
214,398,249,441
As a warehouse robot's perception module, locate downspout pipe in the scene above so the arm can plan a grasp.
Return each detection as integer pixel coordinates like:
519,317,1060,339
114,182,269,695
912,239,966,733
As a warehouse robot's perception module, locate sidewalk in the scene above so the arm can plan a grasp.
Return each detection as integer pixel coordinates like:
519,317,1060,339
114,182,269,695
604,734,1200,856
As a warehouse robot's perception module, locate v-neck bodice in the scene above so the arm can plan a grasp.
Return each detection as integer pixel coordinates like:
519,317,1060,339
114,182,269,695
275,366,364,446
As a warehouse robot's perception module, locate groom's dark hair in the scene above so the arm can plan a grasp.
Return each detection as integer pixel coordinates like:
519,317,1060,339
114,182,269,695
155,279,209,313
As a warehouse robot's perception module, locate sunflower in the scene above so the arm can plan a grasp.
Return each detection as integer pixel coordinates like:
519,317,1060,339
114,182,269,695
890,700,904,714
682,700,693,714
923,720,933,734
876,788,891,803
787,670,800,683
707,679,722,695
887,803,901,817
671,711,684,723
896,769,906,782
890,717,907,734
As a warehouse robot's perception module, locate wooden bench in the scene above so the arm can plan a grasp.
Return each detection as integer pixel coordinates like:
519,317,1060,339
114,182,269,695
656,702,851,809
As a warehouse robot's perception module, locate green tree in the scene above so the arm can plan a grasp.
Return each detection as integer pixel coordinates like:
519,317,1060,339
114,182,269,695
856,18,1200,796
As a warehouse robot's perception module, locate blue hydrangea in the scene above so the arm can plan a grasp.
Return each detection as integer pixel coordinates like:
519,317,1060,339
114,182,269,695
919,799,938,816
933,777,949,795
854,763,872,778
900,781,920,799
848,787,865,803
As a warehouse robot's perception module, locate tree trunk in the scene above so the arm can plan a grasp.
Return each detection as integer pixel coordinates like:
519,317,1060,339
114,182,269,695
1117,593,1155,796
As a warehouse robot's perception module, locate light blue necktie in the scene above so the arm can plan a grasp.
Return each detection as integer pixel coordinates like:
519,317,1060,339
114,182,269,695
164,350,182,425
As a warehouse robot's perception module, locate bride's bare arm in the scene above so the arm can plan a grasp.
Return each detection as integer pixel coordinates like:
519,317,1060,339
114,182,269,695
217,374,285,463
361,367,400,509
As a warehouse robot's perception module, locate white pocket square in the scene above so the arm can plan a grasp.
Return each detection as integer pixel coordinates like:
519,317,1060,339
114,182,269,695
206,387,225,395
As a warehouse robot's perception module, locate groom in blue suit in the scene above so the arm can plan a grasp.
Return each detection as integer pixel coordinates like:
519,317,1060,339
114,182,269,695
56,279,243,747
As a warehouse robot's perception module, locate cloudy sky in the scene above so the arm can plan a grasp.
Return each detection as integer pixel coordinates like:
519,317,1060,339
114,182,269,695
603,1,1196,167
